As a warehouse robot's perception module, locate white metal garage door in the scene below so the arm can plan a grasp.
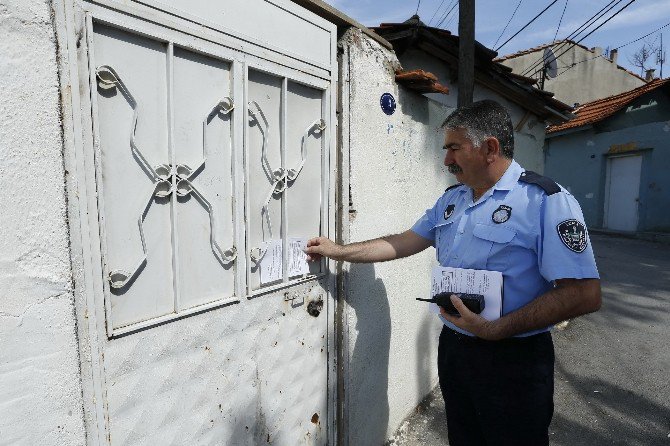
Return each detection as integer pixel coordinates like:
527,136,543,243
65,1,337,444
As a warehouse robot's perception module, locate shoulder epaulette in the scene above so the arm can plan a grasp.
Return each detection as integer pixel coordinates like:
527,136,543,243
445,183,462,192
519,171,560,195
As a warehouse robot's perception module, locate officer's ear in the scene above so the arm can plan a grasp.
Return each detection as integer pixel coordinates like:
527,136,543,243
483,137,501,163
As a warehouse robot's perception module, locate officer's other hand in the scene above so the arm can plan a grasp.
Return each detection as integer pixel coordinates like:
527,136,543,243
305,237,341,261
440,295,501,341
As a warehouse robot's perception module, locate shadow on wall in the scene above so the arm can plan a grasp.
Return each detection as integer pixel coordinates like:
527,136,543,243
345,263,391,446
415,311,436,406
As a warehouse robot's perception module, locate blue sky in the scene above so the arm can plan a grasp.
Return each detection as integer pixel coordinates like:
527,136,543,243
322,0,670,77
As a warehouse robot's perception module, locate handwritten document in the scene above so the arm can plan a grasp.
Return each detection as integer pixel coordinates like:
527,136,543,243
288,237,310,277
260,239,283,284
430,266,504,321
259,238,310,284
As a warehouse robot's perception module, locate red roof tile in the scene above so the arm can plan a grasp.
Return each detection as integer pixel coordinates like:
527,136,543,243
395,69,450,94
547,78,670,133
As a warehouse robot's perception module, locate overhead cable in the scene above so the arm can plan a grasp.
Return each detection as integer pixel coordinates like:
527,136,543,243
520,0,626,76
444,3,460,30
492,0,524,49
428,0,448,26
435,0,458,28
523,0,638,78
552,0,569,43
613,21,670,49
495,0,560,51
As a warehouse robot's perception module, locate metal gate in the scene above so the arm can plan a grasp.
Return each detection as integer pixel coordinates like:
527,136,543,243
64,1,337,444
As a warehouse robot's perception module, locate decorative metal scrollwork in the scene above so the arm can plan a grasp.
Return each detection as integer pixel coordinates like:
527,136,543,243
96,65,237,290
247,100,326,263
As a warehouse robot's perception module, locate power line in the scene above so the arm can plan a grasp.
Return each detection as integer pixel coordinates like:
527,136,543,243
415,0,421,16
427,0,448,26
492,0,524,49
524,0,638,78
552,0,569,43
495,0,561,52
613,21,670,49
555,54,605,76
520,0,624,77
444,3,460,29
435,0,458,28
520,0,627,77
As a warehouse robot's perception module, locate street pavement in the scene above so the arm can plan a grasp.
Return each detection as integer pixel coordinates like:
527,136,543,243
387,234,670,445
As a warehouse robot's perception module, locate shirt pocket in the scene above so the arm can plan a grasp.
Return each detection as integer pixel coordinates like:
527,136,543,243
471,223,516,270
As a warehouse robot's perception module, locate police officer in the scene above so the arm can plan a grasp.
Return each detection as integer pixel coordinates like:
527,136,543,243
306,99,601,446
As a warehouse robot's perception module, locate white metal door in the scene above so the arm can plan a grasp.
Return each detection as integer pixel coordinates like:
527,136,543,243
605,155,642,232
71,2,336,444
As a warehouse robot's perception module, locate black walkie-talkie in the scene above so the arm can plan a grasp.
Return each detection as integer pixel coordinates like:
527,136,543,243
416,293,485,316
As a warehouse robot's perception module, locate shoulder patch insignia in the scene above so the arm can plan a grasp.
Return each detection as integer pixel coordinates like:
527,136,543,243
444,204,456,220
519,171,560,195
557,219,588,253
445,183,462,193
492,205,512,224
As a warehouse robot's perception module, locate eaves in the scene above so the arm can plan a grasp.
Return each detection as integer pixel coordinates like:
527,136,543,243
546,124,593,138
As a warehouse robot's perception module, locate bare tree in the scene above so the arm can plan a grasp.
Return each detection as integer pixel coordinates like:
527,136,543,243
628,41,659,76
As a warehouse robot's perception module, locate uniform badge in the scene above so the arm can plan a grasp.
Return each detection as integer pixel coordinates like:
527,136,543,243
444,204,455,220
557,219,588,253
491,205,512,224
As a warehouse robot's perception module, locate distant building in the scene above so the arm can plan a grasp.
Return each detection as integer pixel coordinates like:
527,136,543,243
497,41,647,106
545,79,670,233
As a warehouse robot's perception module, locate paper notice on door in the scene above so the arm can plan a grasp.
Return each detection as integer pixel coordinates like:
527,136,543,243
260,239,283,284
430,266,504,321
288,237,309,277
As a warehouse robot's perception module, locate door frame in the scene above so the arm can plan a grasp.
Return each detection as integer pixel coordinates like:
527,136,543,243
52,0,338,443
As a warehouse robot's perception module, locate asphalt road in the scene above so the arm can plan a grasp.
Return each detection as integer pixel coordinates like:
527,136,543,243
388,234,670,446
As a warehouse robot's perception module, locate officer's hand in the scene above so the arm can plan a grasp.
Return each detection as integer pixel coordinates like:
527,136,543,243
305,237,342,261
440,295,501,341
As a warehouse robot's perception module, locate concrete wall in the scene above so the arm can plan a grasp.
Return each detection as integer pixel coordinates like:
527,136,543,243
500,45,646,106
400,48,548,174
0,0,87,444
545,92,670,232
338,28,449,445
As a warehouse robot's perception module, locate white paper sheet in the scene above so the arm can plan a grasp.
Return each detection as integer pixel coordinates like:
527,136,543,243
260,239,283,284
288,237,309,277
430,266,504,321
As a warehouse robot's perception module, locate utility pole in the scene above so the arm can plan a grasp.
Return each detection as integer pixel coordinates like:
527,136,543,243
458,0,475,107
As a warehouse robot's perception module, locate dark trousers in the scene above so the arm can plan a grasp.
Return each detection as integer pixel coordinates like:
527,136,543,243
438,326,554,446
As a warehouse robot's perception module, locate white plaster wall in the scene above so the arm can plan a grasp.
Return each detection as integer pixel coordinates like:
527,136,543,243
339,29,450,445
0,0,86,444
501,45,646,106
400,48,547,174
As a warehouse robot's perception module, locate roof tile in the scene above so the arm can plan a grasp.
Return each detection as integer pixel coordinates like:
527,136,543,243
547,78,670,133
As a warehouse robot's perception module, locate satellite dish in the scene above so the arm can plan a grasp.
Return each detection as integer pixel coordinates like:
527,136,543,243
539,47,558,90
543,47,558,78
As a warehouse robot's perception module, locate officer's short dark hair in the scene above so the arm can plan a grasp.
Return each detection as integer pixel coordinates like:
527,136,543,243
442,100,514,159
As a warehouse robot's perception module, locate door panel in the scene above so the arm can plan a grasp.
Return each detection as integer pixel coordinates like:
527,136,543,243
606,155,642,232
286,81,324,277
247,70,284,290
93,23,175,328
172,47,236,309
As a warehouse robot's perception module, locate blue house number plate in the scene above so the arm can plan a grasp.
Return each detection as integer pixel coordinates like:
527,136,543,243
380,93,396,115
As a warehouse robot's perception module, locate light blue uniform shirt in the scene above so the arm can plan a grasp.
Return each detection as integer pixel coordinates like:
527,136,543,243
411,160,599,337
